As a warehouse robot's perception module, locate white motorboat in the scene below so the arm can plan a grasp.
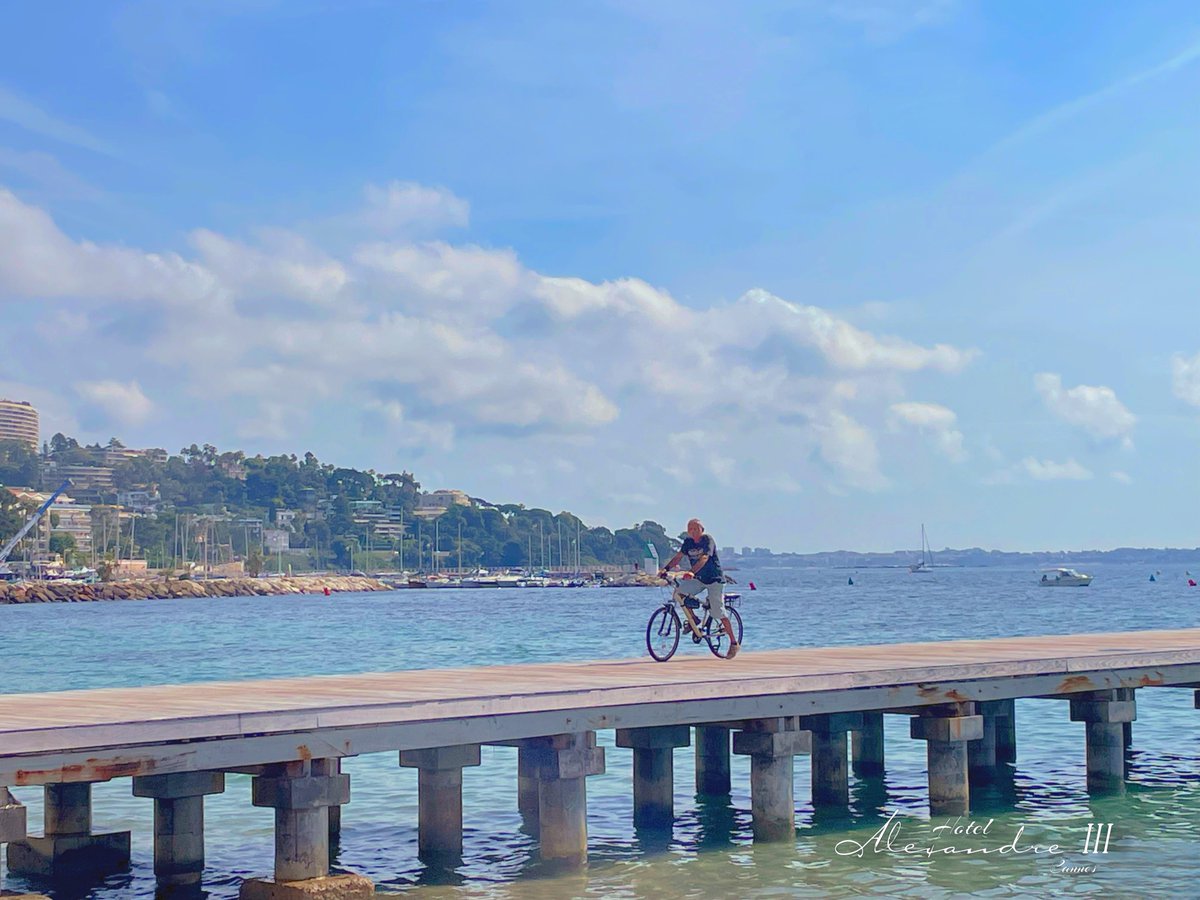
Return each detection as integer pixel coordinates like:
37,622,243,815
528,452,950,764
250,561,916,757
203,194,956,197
1039,567,1092,587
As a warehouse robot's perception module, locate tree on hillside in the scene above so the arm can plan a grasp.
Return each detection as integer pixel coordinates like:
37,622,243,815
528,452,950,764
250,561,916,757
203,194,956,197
0,440,39,488
0,491,34,544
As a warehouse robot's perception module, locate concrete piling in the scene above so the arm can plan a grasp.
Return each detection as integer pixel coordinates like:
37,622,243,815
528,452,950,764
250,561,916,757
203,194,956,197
517,747,541,830
0,788,49,899
522,733,605,865
132,771,225,892
851,712,885,777
801,713,862,809
694,725,732,795
969,703,1001,785
399,744,482,861
241,759,372,900
616,726,690,829
732,720,810,841
6,782,131,881
1070,690,1135,794
994,699,1017,763
327,759,342,851
910,706,983,816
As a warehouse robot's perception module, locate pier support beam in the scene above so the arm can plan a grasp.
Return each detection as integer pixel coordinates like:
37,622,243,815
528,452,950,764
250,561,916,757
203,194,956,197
733,719,810,841
1070,690,1135,795
910,705,983,816
0,788,48,899
327,760,341,850
991,699,1017,764
969,702,1006,785
6,782,131,880
801,713,862,809
132,771,225,892
851,712,885,777
400,744,482,861
240,759,372,900
524,733,605,865
695,726,732,795
616,725,690,828
516,747,540,830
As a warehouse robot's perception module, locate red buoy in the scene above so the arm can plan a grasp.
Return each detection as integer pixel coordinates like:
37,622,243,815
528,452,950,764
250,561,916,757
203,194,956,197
748,581,756,590
323,586,331,596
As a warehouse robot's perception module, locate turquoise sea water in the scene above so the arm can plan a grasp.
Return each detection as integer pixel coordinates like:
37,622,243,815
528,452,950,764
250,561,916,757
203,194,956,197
1,562,1198,898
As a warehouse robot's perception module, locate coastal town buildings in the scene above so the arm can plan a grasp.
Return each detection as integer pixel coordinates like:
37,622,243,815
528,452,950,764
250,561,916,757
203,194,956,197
50,497,93,554
44,464,115,503
414,489,471,519
0,399,38,450
116,490,159,513
350,499,408,541
264,529,290,553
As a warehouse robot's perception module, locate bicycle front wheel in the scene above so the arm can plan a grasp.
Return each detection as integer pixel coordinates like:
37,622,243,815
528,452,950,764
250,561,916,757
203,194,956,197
646,606,682,661
705,607,744,659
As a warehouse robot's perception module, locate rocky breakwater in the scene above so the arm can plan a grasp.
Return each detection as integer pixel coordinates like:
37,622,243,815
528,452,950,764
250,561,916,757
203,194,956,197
0,575,393,604
604,572,666,587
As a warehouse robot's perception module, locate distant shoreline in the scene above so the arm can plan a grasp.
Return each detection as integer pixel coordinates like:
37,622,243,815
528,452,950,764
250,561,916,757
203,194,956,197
734,548,1200,567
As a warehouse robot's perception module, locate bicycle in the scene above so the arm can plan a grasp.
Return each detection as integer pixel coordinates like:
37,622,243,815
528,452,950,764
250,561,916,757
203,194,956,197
646,573,744,661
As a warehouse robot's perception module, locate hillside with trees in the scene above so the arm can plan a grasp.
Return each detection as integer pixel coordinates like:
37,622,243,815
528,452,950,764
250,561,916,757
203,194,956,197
0,435,677,572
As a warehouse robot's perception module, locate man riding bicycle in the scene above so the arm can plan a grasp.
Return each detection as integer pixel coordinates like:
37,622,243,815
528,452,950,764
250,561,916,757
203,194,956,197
659,518,740,659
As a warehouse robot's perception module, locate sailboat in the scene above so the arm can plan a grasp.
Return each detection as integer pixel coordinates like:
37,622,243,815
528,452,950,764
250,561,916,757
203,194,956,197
909,524,934,573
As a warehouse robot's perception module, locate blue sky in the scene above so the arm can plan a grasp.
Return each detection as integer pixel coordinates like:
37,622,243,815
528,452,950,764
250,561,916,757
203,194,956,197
3,1,1200,552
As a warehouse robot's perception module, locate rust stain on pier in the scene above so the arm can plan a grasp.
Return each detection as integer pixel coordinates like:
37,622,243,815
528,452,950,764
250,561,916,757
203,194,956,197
15,758,152,785
1057,675,1095,693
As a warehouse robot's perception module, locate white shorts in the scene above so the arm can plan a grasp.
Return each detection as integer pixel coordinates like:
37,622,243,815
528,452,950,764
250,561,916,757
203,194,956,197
676,577,726,620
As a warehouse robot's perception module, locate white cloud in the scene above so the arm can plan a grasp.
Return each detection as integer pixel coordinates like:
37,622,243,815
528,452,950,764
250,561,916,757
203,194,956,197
190,229,348,307
0,84,116,156
1021,457,1093,481
816,410,887,490
74,380,154,426
1034,372,1136,447
0,147,103,199
1111,470,1132,484
888,401,968,462
725,290,977,373
825,0,957,43
1170,352,1200,408
355,241,528,318
358,181,470,234
663,431,735,485
0,187,220,306
0,183,977,494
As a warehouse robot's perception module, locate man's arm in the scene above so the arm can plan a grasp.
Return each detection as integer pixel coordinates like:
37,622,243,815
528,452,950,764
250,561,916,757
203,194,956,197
659,551,683,576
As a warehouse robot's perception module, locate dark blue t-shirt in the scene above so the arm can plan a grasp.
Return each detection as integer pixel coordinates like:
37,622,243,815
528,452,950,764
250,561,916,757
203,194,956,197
680,534,722,584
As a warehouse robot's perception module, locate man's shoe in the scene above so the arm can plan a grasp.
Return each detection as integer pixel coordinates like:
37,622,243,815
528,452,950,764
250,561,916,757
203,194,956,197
726,642,740,659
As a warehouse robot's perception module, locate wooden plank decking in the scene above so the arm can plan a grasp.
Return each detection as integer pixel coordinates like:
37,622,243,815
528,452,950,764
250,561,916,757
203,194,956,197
2,629,1199,785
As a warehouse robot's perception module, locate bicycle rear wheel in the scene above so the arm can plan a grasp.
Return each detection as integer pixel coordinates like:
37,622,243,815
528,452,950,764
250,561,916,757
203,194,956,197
646,606,681,661
705,607,744,659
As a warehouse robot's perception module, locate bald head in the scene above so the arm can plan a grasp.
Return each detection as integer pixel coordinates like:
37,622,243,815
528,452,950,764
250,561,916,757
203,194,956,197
687,519,704,540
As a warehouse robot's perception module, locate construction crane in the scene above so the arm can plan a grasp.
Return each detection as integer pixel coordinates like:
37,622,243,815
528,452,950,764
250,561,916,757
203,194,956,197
0,479,73,566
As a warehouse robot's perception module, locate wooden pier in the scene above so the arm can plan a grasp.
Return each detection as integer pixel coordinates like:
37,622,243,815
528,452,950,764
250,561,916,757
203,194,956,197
2,628,1199,897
